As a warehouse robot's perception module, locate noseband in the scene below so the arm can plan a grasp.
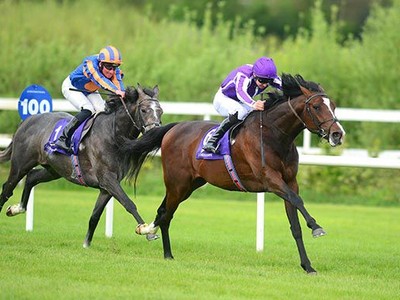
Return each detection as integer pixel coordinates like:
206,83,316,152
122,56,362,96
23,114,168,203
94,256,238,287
287,93,339,138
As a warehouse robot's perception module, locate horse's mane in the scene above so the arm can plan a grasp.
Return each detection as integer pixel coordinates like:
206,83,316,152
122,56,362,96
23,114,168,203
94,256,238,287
104,86,157,114
264,73,325,111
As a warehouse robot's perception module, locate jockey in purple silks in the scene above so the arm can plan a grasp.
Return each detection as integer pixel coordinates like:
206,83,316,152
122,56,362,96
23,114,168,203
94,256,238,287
203,56,282,153
54,45,125,153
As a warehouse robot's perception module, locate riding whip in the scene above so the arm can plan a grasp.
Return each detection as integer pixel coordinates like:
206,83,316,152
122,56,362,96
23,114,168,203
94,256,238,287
69,88,118,97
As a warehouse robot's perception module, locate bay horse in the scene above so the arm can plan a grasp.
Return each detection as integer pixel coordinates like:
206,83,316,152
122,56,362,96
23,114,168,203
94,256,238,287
0,84,163,247
125,74,346,274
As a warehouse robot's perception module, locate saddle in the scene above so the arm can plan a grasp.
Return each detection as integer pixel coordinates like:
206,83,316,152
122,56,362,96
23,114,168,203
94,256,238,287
43,114,98,186
196,121,242,160
44,115,96,156
196,121,247,191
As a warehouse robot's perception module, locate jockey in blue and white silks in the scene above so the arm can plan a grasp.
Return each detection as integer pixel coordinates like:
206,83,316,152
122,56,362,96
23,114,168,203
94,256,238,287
203,56,282,154
54,45,126,153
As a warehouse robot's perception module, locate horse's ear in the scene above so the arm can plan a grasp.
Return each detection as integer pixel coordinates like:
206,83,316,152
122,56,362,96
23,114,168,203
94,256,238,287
136,83,145,96
300,86,312,97
153,85,159,98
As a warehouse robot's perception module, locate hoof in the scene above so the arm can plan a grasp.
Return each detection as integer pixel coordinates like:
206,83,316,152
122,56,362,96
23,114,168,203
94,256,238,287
82,242,91,248
307,270,318,276
135,222,159,235
302,264,317,274
135,223,149,235
146,233,159,241
312,227,326,238
6,205,25,217
6,206,12,216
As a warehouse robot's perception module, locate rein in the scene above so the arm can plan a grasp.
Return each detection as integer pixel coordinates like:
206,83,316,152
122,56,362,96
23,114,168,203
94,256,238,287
120,97,140,130
260,93,266,168
70,87,159,133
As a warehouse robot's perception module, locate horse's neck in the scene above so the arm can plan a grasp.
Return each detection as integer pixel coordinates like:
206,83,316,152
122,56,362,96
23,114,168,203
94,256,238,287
264,97,306,145
112,109,140,139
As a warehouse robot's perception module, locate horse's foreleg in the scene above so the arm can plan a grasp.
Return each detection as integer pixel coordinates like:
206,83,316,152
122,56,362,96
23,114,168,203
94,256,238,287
288,193,326,237
100,178,147,230
83,191,112,248
276,183,325,237
284,200,317,274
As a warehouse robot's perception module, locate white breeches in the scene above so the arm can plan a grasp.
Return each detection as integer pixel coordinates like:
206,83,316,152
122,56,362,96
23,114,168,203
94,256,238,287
212,88,253,120
61,76,105,113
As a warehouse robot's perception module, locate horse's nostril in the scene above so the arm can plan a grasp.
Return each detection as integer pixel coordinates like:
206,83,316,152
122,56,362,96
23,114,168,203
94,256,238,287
332,131,342,139
331,131,343,145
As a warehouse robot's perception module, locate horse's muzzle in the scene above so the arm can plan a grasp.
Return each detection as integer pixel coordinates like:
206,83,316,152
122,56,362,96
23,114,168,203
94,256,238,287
329,129,345,146
143,123,161,133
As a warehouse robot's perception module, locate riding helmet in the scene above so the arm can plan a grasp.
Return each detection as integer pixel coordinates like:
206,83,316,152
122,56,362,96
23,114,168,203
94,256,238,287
98,46,122,65
252,57,278,79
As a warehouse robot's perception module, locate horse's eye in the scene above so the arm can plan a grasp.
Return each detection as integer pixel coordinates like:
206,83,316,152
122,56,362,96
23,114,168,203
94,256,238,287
313,105,320,111
141,108,147,114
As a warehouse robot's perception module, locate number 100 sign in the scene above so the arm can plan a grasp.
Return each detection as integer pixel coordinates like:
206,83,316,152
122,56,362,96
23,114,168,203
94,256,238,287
18,84,53,120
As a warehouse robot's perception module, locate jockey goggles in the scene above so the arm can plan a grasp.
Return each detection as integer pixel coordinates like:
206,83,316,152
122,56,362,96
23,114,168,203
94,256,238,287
255,77,274,84
103,63,119,70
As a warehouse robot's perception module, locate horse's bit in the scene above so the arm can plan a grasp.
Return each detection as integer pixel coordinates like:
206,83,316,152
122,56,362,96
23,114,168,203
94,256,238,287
287,93,339,138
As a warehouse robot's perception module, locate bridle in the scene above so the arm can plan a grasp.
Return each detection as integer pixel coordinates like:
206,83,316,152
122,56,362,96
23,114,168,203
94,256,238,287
134,98,162,132
287,93,339,138
120,97,161,133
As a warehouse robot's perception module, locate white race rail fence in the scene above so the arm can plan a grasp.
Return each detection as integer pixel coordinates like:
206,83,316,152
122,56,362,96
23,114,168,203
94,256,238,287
1,98,400,251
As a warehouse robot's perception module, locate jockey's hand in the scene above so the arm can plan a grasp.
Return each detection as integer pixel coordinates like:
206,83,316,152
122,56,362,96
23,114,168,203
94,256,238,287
115,90,125,99
252,100,265,111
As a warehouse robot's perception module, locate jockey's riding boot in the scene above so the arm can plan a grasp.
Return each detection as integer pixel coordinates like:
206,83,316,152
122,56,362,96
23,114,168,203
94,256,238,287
203,112,239,154
54,109,92,153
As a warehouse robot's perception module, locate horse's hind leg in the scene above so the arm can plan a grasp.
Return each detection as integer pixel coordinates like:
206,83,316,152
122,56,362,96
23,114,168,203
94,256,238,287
6,168,61,216
0,174,22,213
0,163,36,214
153,197,176,259
83,190,112,248
154,184,196,259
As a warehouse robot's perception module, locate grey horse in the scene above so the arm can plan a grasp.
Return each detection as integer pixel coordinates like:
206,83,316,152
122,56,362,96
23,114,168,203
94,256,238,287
0,85,163,246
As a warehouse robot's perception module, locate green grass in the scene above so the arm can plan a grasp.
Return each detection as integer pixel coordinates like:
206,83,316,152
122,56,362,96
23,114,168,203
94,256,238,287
0,187,399,299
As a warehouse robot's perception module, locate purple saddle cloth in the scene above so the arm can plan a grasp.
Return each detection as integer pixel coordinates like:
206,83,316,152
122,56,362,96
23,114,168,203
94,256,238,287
196,126,231,160
44,117,91,156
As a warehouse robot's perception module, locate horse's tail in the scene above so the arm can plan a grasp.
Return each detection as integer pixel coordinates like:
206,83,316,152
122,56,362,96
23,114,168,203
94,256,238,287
123,122,178,184
0,141,12,163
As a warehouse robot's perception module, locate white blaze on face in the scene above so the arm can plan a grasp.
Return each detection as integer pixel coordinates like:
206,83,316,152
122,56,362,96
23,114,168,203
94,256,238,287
149,101,159,120
322,97,346,144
